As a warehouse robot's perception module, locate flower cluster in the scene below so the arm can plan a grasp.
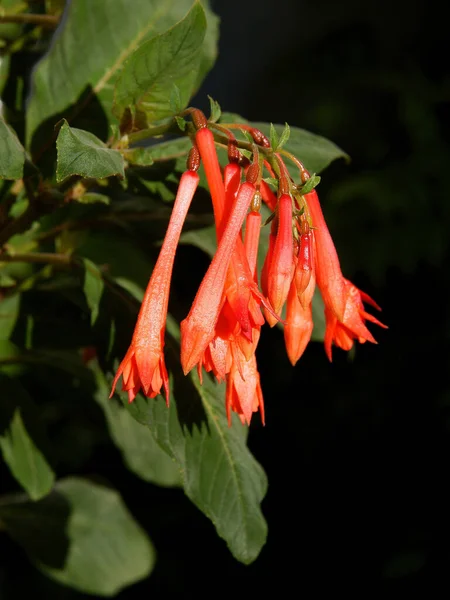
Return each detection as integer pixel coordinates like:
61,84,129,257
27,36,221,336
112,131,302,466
111,110,386,425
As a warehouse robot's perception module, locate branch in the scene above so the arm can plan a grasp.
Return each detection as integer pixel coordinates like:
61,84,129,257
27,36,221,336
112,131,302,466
0,251,72,267
0,13,59,29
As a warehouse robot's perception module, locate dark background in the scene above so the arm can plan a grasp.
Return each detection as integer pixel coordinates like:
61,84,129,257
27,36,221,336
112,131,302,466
2,0,450,596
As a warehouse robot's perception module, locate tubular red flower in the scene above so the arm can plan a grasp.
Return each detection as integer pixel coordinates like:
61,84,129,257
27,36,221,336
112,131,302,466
267,193,294,320
295,222,314,297
284,279,314,366
225,343,265,426
304,189,386,358
195,127,226,222
324,278,387,360
305,189,346,320
180,182,256,374
244,210,261,281
110,170,199,403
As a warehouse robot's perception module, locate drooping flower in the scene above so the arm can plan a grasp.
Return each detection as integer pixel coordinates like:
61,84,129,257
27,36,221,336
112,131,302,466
304,189,346,321
267,193,294,320
305,189,386,359
180,180,257,374
284,276,314,366
111,167,199,403
323,278,387,360
225,342,265,426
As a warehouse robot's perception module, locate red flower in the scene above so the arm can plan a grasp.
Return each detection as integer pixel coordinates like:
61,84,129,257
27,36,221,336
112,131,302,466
323,279,387,360
180,181,257,374
284,262,315,366
225,342,265,426
305,189,387,359
305,189,346,321
267,193,295,320
111,169,199,403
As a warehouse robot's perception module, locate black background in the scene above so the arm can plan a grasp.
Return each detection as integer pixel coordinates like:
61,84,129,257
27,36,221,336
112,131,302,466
2,0,450,596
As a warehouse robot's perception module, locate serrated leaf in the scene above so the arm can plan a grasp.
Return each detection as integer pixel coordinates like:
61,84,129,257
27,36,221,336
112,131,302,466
113,2,207,126
26,0,216,149
263,176,279,189
298,174,321,194
169,84,182,114
208,95,221,123
56,120,125,182
82,258,104,325
269,123,279,150
117,368,268,564
278,122,291,150
0,408,55,500
221,112,350,175
0,117,25,180
174,115,187,131
0,477,155,596
92,360,180,487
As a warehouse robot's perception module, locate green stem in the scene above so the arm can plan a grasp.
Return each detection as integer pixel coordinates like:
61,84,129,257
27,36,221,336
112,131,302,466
0,251,72,267
127,121,185,145
0,14,59,28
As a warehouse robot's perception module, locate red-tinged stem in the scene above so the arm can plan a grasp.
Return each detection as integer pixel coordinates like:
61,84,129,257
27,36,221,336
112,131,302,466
180,182,256,374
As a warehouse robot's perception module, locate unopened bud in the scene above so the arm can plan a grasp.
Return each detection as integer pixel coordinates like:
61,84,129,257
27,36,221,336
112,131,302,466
246,162,260,185
249,128,270,148
191,109,208,130
187,145,201,172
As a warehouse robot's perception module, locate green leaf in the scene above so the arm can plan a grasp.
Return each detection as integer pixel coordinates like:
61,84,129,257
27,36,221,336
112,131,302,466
0,293,20,340
0,54,10,96
119,371,268,564
221,112,350,175
75,192,111,205
169,84,183,114
122,146,155,167
180,224,217,256
113,2,207,126
0,117,25,180
208,95,221,123
311,289,326,342
174,115,187,131
82,258,104,325
0,408,55,500
0,477,155,596
26,0,213,148
92,361,181,487
56,120,125,183
140,136,192,163
269,123,279,150
298,173,321,194
278,122,291,150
